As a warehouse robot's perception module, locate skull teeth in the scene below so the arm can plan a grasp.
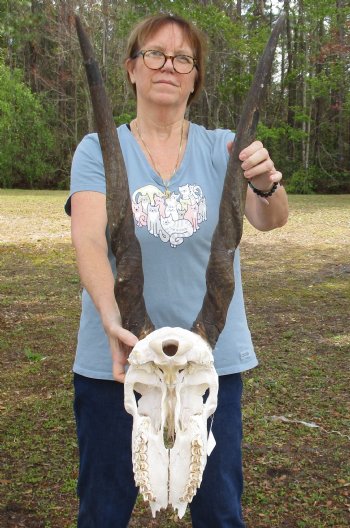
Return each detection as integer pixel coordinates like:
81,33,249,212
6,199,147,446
133,432,156,502
180,437,205,503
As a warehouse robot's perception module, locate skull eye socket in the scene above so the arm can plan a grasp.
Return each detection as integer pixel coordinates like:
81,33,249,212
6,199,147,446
162,340,179,357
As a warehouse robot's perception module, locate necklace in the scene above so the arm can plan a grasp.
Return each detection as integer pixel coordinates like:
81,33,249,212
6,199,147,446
134,119,185,198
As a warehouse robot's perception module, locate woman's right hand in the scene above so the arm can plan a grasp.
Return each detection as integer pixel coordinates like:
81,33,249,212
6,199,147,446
103,314,138,383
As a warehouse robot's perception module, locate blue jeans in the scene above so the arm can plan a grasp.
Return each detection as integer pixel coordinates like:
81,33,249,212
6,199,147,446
74,372,245,528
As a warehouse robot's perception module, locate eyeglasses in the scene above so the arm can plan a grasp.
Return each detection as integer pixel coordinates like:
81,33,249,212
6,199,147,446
134,50,197,74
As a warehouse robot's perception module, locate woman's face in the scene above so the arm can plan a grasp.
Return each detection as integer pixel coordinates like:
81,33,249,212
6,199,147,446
127,22,197,111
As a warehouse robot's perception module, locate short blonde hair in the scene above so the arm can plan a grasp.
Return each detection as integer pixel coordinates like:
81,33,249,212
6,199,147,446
125,14,207,105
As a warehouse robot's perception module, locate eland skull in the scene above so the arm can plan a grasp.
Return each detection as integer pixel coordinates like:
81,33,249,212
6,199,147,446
124,327,218,518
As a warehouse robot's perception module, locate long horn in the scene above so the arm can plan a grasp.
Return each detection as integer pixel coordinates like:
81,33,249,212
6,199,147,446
191,13,286,348
75,15,154,339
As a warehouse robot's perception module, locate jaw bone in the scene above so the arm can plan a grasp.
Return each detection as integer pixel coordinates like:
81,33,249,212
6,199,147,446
124,327,218,518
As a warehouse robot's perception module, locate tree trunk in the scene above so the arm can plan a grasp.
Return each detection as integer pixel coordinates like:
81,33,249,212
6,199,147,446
336,0,345,168
284,0,295,129
312,18,324,167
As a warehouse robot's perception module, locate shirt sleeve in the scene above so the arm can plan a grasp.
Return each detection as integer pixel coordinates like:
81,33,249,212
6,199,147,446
211,128,235,178
64,133,106,216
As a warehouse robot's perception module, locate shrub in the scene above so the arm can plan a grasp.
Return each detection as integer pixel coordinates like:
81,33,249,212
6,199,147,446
286,168,317,194
0,62,55,188
287,166,350,194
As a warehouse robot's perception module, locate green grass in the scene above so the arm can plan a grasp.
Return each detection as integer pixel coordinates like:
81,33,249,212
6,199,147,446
0,191,349,527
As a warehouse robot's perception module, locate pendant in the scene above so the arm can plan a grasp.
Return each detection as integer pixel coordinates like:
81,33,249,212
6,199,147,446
164,188,171,199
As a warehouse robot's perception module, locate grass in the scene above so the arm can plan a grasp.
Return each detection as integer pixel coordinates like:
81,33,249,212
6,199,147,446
0,190,349,527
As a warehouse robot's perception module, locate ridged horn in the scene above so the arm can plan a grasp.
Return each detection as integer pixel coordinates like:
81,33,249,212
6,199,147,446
75,15,154,339
191,13,286,348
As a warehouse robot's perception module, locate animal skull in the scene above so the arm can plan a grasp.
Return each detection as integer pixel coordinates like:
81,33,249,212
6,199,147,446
124,327,218,518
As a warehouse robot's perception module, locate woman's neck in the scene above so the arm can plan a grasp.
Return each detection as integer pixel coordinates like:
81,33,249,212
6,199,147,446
134,104,188,141
130,105,189,182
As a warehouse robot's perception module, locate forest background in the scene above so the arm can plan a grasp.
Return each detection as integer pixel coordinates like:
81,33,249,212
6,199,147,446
0,0,349,194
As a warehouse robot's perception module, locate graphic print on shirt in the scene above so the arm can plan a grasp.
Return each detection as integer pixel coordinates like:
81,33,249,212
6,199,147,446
131,183,207,248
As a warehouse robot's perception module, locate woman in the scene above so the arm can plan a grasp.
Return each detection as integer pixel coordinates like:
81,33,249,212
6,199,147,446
66,13,288,528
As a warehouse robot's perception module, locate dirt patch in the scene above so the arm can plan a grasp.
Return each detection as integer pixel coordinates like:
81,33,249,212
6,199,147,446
0,503,45,528
0,190,71,244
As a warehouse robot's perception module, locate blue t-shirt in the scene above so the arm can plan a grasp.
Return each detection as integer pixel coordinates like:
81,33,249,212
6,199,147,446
66,123,258,379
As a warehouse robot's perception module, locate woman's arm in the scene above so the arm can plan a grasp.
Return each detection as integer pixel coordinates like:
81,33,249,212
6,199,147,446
71,191,138,382
241,141,288,231
245,182,288,232
228,140,289,231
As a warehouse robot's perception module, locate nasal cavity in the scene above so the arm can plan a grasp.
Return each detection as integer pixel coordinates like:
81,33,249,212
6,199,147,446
162,340,179,357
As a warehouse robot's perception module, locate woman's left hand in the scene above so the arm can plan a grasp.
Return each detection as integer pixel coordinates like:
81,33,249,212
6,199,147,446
239,140,282,191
